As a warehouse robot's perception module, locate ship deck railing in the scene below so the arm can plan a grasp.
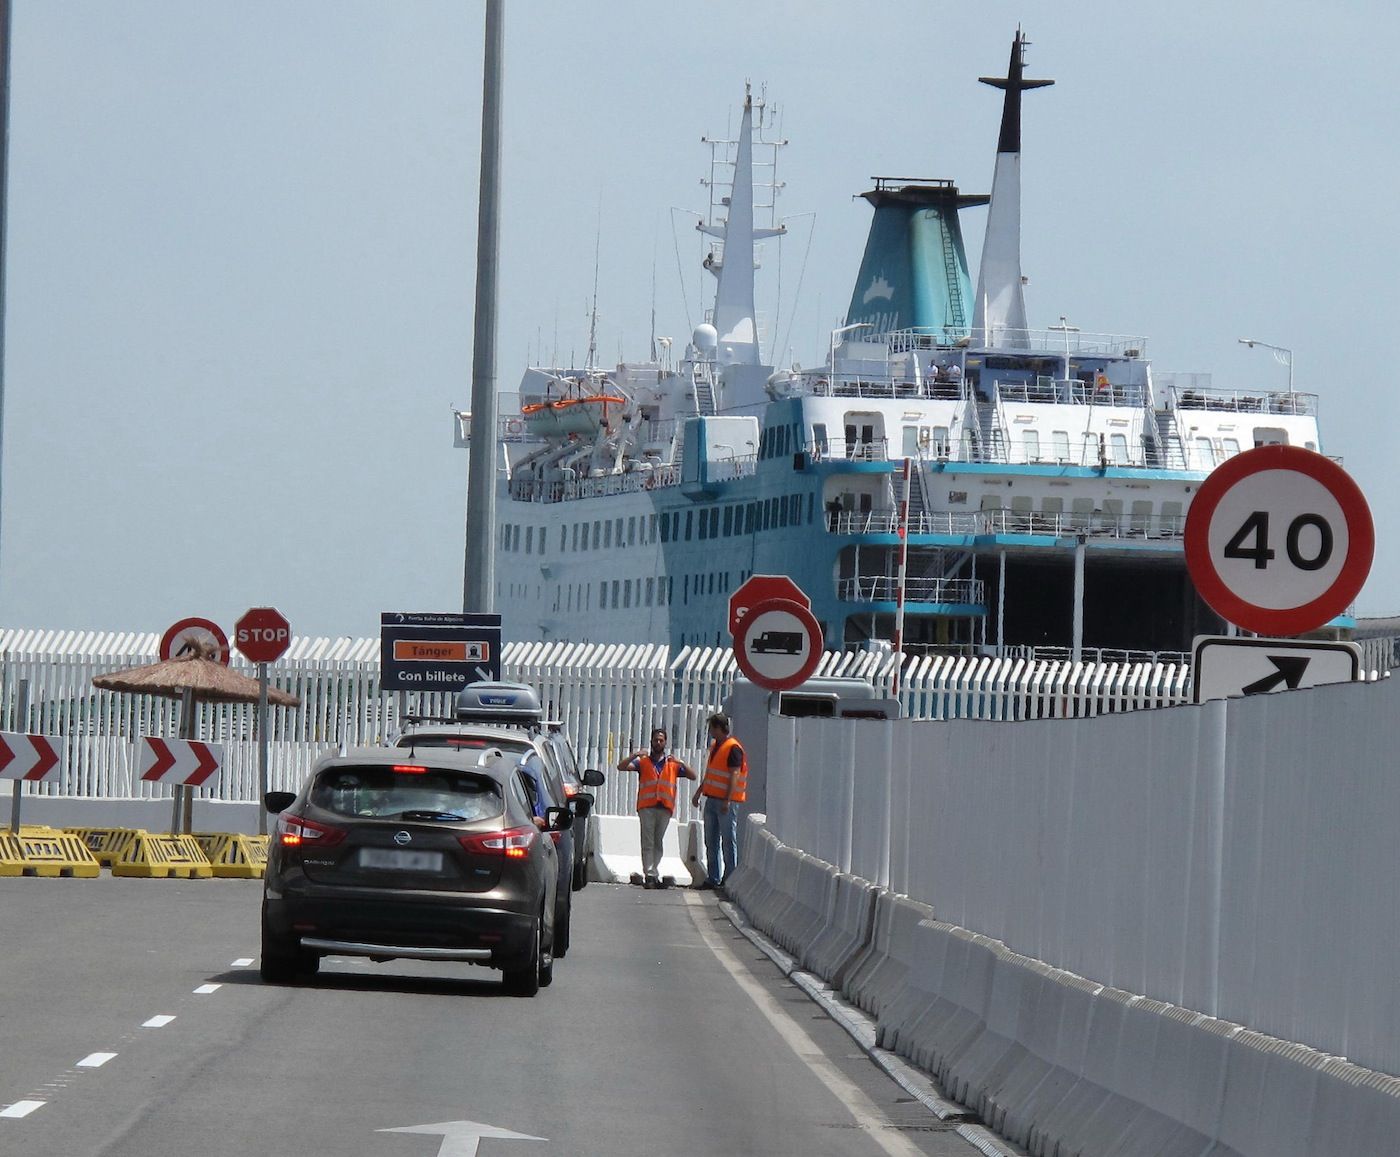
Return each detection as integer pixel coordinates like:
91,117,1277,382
838,575,986,605
830,508,1186,540
807,436,1167,470
992,378,1148,408
877,326,1148,358
1168,386,1317,416
506,455,755,503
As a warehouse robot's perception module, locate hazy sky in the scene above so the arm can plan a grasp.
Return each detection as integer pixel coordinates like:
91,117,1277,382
1,0,1396,641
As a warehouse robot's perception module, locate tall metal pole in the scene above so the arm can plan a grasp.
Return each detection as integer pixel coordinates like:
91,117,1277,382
462,0,503,613
0,0,13,595
892,457,912,698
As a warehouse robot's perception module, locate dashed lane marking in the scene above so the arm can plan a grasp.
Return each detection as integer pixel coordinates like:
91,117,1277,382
193,984,221,995
76,1053,116,1069
141,1015,176,1029
232,958,253,967
0,1101,46,1119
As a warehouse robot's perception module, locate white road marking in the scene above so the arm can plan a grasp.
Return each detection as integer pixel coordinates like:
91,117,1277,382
76,1053,117,1068
683,893,926,1157
193,984,221,995
232,958,253,967
141,1015,176,1028
0,1100,46,1119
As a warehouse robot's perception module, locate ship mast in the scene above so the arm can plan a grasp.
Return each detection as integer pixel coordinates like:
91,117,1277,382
970,28,1053,350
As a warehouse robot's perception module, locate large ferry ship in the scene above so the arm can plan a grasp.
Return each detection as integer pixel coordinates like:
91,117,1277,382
460,33,1325,656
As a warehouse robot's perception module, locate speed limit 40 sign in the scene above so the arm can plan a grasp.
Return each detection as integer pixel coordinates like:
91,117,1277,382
1184,445,1373,635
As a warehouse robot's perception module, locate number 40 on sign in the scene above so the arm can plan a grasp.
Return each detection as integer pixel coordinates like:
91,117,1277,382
1184,445,1373,637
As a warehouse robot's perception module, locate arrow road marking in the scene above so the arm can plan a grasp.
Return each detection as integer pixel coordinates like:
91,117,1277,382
378,1120,545,1157
1241,655,1311,695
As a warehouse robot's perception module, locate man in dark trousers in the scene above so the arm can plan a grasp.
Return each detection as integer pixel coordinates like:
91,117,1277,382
617,727,695,888
692,713,747,891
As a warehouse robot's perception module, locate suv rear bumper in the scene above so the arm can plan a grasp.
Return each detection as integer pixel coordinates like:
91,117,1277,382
265,894,536,968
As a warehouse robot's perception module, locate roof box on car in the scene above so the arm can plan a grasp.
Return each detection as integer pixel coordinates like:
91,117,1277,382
454,681,543,725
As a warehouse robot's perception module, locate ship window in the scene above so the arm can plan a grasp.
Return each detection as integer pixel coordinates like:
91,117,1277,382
599,582,608,609
660,514,670,543
685,511,694,540
627,516,636,545
512,525,521,552
603,521,613,549
1222,438,1241,459
524,526,533,554
723,506,733,536
648,514,657,541
683,575,689,604
1195,437,1216,468
1041,496,1064,516
1130,500,1153,534
710,508,720,537
1051,431,1070,461
1160,501,1184,534
1023,430,1040,462
932,426,950,457
708,573,715,594
645,577,654,606
1110,434,1129,464
611,580,620,607
1082,434,1098,464
592,519,601,547
699,509,709,540
744,502,754,533
623,580,632,608
1071,497,1095,530
902,426,919,456
615,517,623,545
813,423,829,456
571,523,579,551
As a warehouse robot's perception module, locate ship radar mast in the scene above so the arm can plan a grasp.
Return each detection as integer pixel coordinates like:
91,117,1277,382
698,84,787,367
970,28,1053,350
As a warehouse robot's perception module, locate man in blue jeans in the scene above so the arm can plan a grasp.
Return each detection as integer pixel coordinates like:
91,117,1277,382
692,713,747,890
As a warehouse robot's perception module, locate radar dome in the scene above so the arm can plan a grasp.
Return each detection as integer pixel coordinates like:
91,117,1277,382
692,323,718,354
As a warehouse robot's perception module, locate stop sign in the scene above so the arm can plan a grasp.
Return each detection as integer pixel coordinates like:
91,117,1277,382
234,607,292,664
728,574,811,638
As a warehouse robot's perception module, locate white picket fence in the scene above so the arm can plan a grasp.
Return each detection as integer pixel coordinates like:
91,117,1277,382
0,627,1386,813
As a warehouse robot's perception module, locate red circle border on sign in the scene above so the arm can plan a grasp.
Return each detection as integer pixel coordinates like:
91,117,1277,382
733,597,824,691
1183,445,1374,636
159,616,231,665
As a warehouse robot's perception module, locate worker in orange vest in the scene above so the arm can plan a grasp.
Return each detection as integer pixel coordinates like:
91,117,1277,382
618,727,696,888
692,712,747,891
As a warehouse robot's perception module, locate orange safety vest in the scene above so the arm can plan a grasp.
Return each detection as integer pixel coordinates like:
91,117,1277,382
635,754,679,812
702,736,747,803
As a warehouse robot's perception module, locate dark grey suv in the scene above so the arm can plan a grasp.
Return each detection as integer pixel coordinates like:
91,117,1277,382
260,747,571,996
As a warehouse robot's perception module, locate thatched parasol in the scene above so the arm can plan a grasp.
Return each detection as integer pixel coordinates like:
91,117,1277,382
91,641,301,836
92,647,301,707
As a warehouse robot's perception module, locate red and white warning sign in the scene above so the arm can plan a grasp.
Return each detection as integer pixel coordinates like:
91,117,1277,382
0,732,60,781
138,737,224,787
733,598,824,692
159,617,231,666
1184,445,1374,636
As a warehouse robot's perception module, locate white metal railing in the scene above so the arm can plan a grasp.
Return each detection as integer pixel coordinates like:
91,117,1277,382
837,576,985,605
829,508,1186,540
993,378,1147,408
1169,386,1317,416
507,456,755,504
3,632,1391,813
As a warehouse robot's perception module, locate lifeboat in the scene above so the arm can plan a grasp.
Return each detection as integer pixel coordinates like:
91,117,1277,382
520,393,626,438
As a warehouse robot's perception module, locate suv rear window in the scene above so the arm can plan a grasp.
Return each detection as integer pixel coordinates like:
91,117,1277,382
310,766,504,821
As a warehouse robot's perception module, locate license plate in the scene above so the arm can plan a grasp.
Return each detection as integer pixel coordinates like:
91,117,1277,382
359,848,443,872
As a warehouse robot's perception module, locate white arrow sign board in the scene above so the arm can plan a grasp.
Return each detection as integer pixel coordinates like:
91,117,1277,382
378,1119,544,1157
1192,635,1363,704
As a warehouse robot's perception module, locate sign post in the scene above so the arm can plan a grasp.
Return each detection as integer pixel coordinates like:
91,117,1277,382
235,608,293,835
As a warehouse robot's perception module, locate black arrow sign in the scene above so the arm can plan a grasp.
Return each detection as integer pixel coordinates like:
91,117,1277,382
1240,655,1311,695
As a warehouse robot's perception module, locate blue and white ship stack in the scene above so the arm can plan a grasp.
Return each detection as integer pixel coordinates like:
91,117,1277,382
463,33,1326,656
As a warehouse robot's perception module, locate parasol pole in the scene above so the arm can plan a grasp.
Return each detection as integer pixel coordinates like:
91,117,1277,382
172,686,195,835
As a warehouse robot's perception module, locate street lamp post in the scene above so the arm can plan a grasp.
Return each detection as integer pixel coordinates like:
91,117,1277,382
1238,337,1293,394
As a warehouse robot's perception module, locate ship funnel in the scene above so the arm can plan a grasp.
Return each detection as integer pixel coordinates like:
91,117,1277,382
970,29,1053,349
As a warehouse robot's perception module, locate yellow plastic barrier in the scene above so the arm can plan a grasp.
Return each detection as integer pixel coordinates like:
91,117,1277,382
110,831,213,879
0,825,101,878
193,832,268,879
66,827,132,868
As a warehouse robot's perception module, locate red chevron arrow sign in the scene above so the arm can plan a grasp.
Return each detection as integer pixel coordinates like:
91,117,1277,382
138,737,224,787
0,732,61,781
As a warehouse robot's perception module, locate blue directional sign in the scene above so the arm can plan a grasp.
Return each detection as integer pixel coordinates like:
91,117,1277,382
379,612,502,692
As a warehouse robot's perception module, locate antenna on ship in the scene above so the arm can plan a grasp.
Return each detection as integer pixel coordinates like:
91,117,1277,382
587,201,602,370
971,27,1053,350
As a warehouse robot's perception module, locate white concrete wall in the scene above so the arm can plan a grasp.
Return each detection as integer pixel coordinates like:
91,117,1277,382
764,675,1400,1077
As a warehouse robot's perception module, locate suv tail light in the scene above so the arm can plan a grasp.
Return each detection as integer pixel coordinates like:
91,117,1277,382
460,825,536,859
277,813,347,848
562,783,578,798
